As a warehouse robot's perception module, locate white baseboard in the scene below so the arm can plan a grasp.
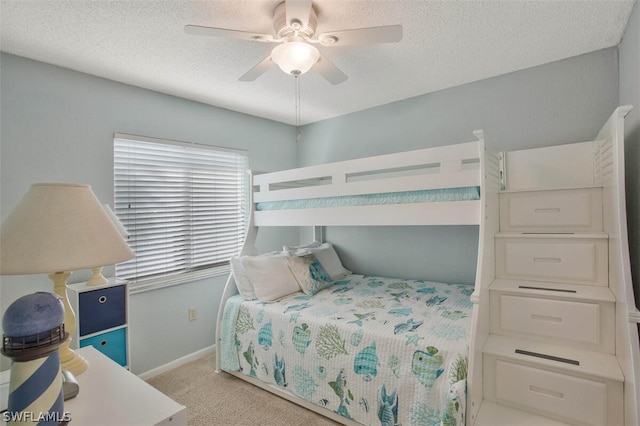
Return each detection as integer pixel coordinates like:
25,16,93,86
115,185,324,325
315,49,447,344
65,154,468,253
137,344,216,381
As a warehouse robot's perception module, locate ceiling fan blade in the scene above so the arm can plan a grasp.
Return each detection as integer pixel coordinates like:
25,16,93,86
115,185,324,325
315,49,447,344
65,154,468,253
239,55,274,82
185,25,274,42
314,55,347,85
285,0,313,31
318,25,402,46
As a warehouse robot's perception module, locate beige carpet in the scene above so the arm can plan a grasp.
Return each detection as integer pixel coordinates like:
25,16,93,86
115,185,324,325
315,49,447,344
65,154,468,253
146,354,341,426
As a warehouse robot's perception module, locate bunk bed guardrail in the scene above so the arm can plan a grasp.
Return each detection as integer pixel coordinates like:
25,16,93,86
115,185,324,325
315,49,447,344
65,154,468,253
251,130,487,227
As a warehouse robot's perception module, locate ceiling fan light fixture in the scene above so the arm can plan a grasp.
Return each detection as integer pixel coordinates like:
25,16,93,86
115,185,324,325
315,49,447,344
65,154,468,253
271,41,320,76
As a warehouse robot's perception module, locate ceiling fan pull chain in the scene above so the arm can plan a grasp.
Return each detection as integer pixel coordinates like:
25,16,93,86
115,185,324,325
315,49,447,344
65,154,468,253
295,75,302,142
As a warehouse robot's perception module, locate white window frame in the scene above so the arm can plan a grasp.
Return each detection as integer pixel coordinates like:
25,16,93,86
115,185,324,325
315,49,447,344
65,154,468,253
113,133,248,293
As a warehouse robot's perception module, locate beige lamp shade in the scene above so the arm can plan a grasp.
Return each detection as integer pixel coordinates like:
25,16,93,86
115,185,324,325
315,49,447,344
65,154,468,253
1,183,135,376
0,183,135,274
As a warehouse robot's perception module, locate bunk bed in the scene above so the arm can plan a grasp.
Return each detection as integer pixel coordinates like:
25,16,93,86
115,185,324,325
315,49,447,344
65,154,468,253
215,130,499,426
216,106,639,426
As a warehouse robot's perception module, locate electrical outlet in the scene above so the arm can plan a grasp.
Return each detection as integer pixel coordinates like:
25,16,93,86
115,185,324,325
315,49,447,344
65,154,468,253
188,307,197,321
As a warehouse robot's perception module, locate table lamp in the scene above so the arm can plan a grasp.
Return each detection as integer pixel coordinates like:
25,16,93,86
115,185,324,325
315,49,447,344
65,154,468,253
0,183,135,375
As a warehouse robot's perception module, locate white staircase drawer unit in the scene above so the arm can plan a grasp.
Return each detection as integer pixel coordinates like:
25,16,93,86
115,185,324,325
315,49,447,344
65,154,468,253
496,235,608,286
492,360,622,426
499,188,602,232
491,294,614,353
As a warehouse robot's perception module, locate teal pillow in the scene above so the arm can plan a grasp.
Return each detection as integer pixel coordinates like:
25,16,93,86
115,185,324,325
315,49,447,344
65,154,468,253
287,253,333,295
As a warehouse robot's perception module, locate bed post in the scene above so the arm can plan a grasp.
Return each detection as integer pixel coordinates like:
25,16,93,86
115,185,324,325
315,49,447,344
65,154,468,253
468,130,500,424
312,226,324,243
215,170,259,372
595,105,639,426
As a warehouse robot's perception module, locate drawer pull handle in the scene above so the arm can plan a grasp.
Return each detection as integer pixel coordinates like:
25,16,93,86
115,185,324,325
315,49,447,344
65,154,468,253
534,208,561,214
531,314,562,323
515,349,579,365
533,257,561,263
519,285,577,293
523,232,573,235
529,385,564,400
98,296,107,304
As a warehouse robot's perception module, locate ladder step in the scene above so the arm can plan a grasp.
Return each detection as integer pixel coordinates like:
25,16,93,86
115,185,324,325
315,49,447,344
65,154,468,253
483,334,623,381
489,278,615,303
475,400,572,426
495,231,608,239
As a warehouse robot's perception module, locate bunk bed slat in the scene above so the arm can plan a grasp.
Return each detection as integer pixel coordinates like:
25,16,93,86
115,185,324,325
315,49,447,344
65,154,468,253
254,169,480,203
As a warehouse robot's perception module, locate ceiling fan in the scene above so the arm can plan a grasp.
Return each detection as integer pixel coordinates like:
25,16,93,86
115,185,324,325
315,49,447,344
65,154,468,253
184,0,403,85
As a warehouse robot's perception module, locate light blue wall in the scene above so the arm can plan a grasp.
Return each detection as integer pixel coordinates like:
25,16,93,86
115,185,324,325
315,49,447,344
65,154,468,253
298,48,619,284
0,53,299,374
2,15,637,374
619,2,640,308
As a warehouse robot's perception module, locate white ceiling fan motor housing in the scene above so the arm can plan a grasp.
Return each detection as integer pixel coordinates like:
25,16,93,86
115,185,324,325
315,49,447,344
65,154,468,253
273,2,317,39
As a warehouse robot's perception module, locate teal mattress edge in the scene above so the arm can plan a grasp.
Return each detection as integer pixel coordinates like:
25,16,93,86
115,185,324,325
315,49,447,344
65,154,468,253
256,186,481,211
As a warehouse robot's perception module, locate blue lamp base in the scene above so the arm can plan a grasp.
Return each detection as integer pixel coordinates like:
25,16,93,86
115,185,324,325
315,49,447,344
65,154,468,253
2,292,69,425
6,351,68,425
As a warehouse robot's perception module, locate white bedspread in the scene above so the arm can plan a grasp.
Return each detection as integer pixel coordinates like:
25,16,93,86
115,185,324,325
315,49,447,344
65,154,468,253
221,274,472,425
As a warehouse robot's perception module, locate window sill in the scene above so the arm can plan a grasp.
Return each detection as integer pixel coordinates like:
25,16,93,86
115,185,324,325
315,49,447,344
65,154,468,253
126,265,231,295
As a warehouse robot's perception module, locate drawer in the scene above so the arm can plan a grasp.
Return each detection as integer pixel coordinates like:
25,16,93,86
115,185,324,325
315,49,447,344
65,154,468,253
500,188,602,232
80,327,127,367
494,360,607,425
498,295,613,349
78,285,126,336
496,236,608,286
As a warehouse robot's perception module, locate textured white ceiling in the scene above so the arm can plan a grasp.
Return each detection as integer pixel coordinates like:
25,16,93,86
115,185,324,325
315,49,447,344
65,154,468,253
0,0,635,125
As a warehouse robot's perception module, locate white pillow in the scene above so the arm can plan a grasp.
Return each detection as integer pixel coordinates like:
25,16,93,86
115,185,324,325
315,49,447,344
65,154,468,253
231,251,281,300
288,243,351,280
242,254,301,302
230,257,256,300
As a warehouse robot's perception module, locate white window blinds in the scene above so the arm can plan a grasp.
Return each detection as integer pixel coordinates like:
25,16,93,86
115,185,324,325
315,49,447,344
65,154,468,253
114,134,248,286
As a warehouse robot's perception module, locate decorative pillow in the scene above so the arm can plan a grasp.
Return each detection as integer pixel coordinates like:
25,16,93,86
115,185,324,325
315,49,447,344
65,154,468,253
289,243,351,280
230,257,256,300
242,254,301,302
287,253,333,295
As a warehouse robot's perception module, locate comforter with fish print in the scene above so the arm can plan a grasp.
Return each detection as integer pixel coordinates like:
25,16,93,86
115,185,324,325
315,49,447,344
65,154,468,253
221,274,472,426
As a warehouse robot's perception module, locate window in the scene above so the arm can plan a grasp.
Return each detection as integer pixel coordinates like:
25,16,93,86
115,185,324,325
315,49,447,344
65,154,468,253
113,133,248,290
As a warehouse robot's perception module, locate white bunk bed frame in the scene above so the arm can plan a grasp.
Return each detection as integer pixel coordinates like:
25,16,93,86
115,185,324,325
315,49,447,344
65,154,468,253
595,106,640,426
215,130,498,424
215,107,639,425
602,107,640,426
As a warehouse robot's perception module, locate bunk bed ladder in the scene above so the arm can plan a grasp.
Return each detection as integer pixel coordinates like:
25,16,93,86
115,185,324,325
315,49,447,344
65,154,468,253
474,106,639,426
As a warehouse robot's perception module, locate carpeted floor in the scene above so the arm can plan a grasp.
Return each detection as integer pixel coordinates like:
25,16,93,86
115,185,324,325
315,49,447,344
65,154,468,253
146,354,342,426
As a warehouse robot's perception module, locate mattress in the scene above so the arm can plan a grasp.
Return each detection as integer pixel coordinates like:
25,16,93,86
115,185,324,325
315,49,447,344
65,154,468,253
255,186,481,211
220,274,473,425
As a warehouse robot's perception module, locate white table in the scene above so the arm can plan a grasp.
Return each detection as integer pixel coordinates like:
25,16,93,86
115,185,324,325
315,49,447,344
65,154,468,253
64,346,187,425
